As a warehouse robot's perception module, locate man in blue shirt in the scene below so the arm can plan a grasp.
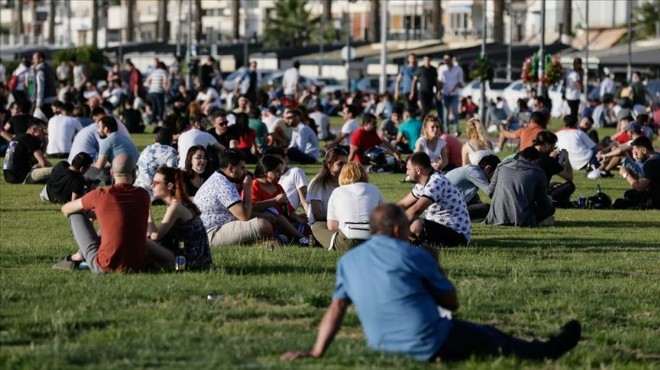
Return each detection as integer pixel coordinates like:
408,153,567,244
281,204,582,362
394,53,418,113
395,109,422,153
446,154,500,220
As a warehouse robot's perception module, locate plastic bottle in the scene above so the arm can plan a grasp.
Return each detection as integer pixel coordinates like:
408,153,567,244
175,241,186,271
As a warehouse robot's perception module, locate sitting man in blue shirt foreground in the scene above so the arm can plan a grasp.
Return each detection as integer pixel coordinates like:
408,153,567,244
281,204,581,362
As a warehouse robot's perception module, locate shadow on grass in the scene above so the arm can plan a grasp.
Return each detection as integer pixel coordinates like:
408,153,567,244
476,237,658,250
0,319,113,347
555,220,660,228
220,263,336,276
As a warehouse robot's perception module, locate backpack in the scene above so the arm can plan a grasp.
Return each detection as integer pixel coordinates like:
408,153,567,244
587,191,612,209
8,74,19,91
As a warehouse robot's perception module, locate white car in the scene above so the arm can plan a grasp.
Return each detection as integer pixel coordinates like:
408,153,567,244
264,72,321,91
460,79,511,107
317,77,345,95
222,68,278,93
502,80,531,109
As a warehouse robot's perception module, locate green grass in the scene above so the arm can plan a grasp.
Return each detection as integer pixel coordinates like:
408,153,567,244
1,120,659,369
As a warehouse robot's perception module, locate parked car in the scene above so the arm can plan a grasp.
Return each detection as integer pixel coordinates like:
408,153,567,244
502,79,531,109
263,71,321,91
461,78,512,107
317,77,345,95
222,67,279,93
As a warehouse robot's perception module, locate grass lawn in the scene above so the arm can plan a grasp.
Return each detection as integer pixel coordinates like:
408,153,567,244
1,118,659,369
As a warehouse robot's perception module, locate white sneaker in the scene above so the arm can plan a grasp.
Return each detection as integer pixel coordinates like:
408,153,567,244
587,170,604,179
493,146,502,154
487,125,499,133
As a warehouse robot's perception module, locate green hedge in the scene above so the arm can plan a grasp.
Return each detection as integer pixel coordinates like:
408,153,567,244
53,46,109,82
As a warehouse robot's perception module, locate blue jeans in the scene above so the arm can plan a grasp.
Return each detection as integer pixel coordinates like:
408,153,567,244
433,320,549,361
443,94,460,133
148,92,165,122
287,147,317,164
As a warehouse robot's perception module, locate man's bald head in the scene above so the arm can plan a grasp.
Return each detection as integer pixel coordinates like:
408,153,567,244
110,154,136,181
370,204,410,241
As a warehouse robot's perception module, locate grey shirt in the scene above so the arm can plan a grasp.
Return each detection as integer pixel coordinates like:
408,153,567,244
445,165,490,204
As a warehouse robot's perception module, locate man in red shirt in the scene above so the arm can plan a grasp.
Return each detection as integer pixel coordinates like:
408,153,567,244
58,154,174,273
349,113,400,165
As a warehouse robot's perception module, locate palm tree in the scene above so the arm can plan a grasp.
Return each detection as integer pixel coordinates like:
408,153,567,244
15,0,22,43
157,0,169,42
432,0,442,40
493,0,505,43
264,0,320,47
91,0,99,47
322,0,331,23
194,0,202,43
369,0,380,43
125,0,135,42
232,0,240,41
633,1,660,40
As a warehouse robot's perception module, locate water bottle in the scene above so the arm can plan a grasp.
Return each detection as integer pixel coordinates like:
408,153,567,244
175,241,186,271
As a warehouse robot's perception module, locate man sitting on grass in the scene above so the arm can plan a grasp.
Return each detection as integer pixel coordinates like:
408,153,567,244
56,155,175,272
613,136,660,209
41,152,93,204
281,204,582,362
3,119,52,184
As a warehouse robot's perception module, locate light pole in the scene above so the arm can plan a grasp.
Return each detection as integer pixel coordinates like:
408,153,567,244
627,1,632,82
379,0,388,94
319,2,325,76
480,0,487,124
345,11,351,92
537,0,546,97
186,0,192,89
506,2,513,81
584,0,589,102
176,0,182,57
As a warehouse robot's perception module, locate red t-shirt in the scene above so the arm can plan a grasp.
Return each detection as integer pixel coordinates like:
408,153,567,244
81,184,149,272
251,180,295,215
237,129,256,150
350,127,383,164
440,133,463,167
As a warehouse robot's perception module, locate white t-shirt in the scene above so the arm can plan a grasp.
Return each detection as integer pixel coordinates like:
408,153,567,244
196,87,221,108
340,119,359,146
282,67,299,95
12,64,29,91
415,137,446,163
438,64,464,96
327,183,385,231
306,177,337,223
565,70,581,101
177,128,219,168
46,114,83,155
309,111,331,140
279,166,308,210
555,128,596,170
289,124,319,159
73,64,85,89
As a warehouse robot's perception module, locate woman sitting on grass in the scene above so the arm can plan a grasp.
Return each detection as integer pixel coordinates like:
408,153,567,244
147,167,212,270
462,117,494,166
308,147,348,245
319,162,385,251
182,145,213,197
414,115,448,171
251,155,311,246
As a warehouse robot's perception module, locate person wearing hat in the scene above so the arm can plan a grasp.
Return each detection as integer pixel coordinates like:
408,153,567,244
613,136,660,209
591,120,646,179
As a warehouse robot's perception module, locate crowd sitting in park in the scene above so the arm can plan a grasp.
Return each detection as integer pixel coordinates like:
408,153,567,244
1,51,658,362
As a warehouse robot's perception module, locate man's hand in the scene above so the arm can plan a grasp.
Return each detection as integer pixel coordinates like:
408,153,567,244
280,350,318,361
242,172,253,188
408,91,414,101
274,193,288,205
619,166,630,178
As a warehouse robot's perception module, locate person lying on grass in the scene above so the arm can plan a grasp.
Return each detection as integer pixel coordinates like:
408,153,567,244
281,204,582,363
147,167,212,270
55,154,175,273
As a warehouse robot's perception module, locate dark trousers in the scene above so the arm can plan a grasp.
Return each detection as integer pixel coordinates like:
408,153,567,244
422,219,467,247
419,91,435,119
433,320,549,362
567,100,580,118
549,181,576,208
287,147,317,164
148,92,165,122
613,189,659,210
467,202,490,220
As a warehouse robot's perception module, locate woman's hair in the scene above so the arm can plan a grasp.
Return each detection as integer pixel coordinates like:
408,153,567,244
422,115,441,140
254,155,283,178
184,145,209,176
156,167,201,216
339,162,369,185
466,117,488,147
308,147,347,193
233,112,250,138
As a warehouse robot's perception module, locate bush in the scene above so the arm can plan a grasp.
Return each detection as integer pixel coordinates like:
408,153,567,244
53,46,109,83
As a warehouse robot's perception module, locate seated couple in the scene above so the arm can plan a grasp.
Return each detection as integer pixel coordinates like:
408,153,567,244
55,155,211,273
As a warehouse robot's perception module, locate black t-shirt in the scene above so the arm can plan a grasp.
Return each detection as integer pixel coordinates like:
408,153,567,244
3,134,43,183
642,152,660,204
208,127,237,149
200,64,214,89
415,66,438,93
122,108,143,133
6,114,31,136
46,161,86,203
247,70,258,95
537,152,564,185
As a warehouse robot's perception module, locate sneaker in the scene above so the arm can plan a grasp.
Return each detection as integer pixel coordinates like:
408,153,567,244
52,255,79,271
487,125,499,133
297,237,310,246
587,169,604,179
601,171,614,178
546,320,582,359
493,146,502,154
538,215,555,227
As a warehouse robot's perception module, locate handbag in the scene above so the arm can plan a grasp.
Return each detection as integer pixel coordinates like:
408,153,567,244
340,222,371,240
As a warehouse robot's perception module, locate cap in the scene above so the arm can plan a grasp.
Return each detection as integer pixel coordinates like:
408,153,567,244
623,121,642,133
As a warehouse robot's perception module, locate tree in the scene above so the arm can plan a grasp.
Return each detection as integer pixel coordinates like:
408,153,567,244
264,0,320,47
493,0,505,43
432,0,442,40
369,0,380,43
194,0,202,43
232,0,240,41
561,0,572,38
633,1,660,40
48,0,55,44
157,0,169,42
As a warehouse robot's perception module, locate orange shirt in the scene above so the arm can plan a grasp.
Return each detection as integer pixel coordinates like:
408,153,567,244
516,123,545,150
81,184,149,272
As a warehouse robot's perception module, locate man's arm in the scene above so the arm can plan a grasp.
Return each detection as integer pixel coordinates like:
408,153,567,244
62,198,85,217
619,167,651,192
347,144,359,162
33,150,52,168
404,196,433,222
93,154,108,170
280,299,349,360
35,70,45,107
228,175,254,220
396,192,417,211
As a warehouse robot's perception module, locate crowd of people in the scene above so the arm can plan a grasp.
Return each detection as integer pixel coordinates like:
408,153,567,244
1,51,658,363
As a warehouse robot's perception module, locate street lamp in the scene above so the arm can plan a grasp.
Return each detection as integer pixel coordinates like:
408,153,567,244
537,0,546,97
480,0,487,124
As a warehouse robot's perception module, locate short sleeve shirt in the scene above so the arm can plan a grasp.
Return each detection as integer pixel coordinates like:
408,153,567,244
46,161,86,203
445,165,490,204
411,172,471,242
279,167,308,210
399,64,418,93
98,132,139,164
134,143,178,198
350,127,383,164
340,119,360,146
3,134,43,183
194,172,242,231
